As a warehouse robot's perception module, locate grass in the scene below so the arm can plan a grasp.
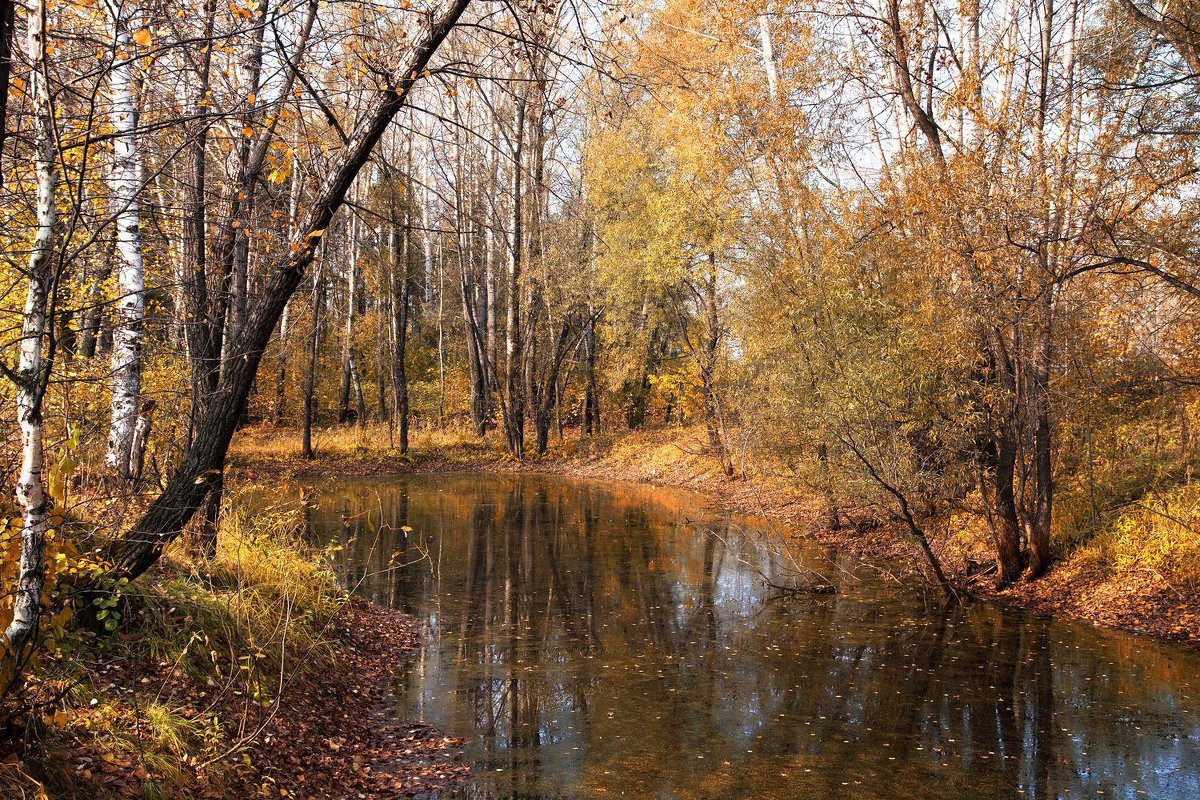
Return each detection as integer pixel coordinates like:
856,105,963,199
4,485,350,799
229,422,498,465
230,420,742,479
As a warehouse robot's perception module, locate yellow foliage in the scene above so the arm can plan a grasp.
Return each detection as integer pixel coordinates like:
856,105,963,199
1084,485,1200,593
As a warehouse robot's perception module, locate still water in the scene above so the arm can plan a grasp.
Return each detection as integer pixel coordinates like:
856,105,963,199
299,473,1200,799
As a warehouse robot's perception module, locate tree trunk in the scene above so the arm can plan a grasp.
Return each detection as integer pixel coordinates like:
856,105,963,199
390,221,411,453
454,122,488,435
79,236,117,359
1029,289,1055,578
129,400,156,483
182,0,219,422
0,0,16,188
5,0,56,671
211,0,316,407
103,0,474,584
302,254,326,459
485,112,499,388
340,209,360,424
350,350,367,427
274,160,303,425
701,254,732,476
223,0,269,345
274,303,290,424
984,424,1025,584
104,3,146,480
756,14,780,102
533,317,576,455
503,93,526,458
583,312,599,436
816,442,840,530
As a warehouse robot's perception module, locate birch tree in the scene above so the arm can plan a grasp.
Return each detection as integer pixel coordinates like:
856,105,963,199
103,0,146,481
4,0,58,668
102,0,474,582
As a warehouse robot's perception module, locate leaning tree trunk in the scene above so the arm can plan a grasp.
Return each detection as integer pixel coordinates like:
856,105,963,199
104,1,146,480
101,0,473,584
5,0,57,671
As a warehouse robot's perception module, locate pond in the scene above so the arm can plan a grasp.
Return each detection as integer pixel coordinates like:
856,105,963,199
298,473,1200,799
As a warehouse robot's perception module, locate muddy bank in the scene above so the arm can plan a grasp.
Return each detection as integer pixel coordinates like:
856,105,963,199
244,599,470,799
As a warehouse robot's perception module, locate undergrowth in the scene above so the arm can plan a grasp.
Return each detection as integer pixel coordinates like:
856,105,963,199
2,487,346,799
1077,482,1200,595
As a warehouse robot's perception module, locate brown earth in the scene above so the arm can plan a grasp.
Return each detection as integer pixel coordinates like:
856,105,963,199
244,599,470,799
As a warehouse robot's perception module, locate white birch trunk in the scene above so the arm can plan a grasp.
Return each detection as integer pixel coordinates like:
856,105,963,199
757,14,780,103
961,0,981,148
104,0,145,479
5,0,57,664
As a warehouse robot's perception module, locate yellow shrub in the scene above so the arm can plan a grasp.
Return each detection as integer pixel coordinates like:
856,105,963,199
1087,484,1200,592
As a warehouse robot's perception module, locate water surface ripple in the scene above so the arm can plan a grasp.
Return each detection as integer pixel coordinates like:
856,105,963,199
300,474,1200,800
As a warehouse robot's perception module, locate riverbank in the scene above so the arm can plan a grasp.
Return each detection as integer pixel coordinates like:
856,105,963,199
229,423,1200,648
2,497,468,799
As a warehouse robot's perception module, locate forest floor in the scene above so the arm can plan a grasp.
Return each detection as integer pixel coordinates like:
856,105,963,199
4,521,470,799
229,422,1200,648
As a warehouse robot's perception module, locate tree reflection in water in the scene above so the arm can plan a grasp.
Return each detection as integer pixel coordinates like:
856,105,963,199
298,474,1200,800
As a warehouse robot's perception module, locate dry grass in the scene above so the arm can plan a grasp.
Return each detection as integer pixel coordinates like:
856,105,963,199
14,486,350,799
229,422,502,466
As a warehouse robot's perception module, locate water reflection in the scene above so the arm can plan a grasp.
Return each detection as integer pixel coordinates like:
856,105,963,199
300,474,1200,799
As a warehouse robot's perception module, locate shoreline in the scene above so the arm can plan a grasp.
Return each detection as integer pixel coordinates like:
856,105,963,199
229,425,1200,650
242,598,470,799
